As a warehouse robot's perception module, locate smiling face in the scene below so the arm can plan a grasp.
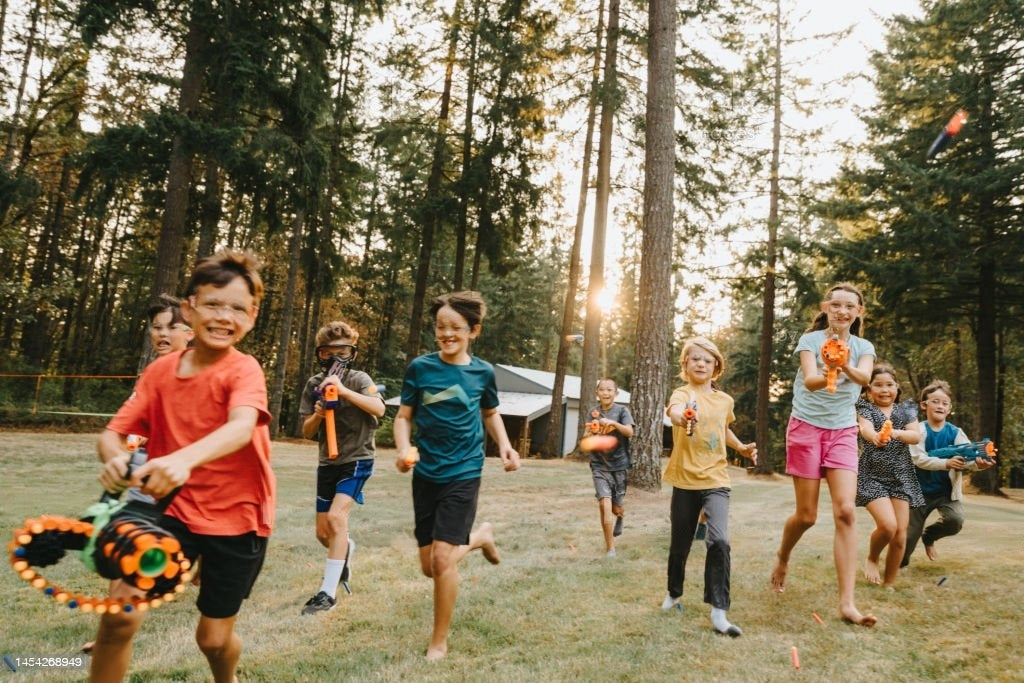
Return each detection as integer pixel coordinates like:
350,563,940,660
182,277,257,358
867,371,899,408
596,379,618,408
683,349,718,386
820,288,863,336
433,304,479,364
149,310,193,356
921,388,952,426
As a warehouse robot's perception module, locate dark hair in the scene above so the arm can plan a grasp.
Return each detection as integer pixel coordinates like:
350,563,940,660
596,378,618,390
147,293,185,326
919,379,952,403
429,290,487,328
184,249,264,302
807,282,865,336
315,320,359,347
864,363,902,401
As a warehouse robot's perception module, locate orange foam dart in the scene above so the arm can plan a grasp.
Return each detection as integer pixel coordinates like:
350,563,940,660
878,420,893,445
820,336,849,393
984,441,997,458
323,384,339,459
791,646,800,669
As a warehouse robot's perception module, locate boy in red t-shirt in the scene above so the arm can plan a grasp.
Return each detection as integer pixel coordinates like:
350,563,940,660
91,249,275,683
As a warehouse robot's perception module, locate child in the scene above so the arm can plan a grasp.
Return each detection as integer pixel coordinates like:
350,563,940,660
92,249,274,683
81,294,194,654
901,380,995,568
769,282,877,626
298,321,385,613
662,337,756,637
855,364,923,587
393,290,520,661
585,378,634,557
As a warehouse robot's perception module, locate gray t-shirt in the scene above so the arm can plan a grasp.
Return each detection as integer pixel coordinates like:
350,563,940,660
299,370,383,466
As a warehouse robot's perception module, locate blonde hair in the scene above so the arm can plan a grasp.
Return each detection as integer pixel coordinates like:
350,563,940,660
679,336,725,381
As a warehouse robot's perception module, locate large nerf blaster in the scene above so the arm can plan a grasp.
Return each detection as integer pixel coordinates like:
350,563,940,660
927,439,997,462
820,335,849,393
8,466,191,614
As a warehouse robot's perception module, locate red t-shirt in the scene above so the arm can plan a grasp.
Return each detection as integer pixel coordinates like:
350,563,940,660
107,348,275,537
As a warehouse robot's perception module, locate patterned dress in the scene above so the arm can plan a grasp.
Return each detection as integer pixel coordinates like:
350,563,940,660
855,399,925,507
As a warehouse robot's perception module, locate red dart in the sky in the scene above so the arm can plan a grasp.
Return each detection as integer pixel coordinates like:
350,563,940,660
926,109,968,160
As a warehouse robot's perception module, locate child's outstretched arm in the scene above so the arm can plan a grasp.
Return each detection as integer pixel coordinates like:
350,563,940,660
726,428,757,466
393,404,415,472
482,407,520,472
97,428,134,493
842,352,874,387
131,405,260,499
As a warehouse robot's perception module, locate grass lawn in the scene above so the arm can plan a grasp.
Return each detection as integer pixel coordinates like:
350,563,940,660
2,432,1022,682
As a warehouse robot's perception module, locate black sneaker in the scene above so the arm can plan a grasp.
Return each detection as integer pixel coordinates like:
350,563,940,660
301,591,336,615
613,515,624,537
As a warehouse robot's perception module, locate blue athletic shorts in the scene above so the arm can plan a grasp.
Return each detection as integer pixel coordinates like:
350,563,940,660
316,459,374,512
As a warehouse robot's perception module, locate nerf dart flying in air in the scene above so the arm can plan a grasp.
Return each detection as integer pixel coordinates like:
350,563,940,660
926,110,968,160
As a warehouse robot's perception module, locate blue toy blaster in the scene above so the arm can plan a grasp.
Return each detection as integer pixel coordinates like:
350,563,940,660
927,439,997,462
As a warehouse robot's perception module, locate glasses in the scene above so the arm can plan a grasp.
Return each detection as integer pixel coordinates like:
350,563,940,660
826,302,860,314
925,399,952,407
687,355,716,365
190,297,252,320
316,344,357,360
435,325,469,334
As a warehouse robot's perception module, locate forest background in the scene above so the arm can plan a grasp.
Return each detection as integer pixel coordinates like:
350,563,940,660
1,0,1021,492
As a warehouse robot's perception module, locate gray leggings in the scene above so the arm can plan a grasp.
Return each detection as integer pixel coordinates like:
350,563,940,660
666,487,731,610
901,494,964,567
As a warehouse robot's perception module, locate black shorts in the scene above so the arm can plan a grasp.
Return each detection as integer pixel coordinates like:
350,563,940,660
157,515,268,619
412,475,481,548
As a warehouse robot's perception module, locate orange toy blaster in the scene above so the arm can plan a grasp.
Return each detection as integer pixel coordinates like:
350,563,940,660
322,384,340,459
820,335,849,393
681,400,698,437
878,420,893,445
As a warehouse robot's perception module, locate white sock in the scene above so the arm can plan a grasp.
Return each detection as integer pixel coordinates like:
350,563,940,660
319,558,346,598
711,607,733,631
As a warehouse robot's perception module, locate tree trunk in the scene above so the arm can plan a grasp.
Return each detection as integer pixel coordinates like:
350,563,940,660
152,0,208,302
579,0,620,440
404,0,463,364
755,0,783,474
269,208,305,434
630,0,675,491
540,0,606,458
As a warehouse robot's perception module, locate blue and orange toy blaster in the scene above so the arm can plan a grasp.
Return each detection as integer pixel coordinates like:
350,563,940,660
926,110,968,160
927,439,997,462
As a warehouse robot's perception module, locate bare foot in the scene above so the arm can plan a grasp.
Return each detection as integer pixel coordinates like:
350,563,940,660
477,522,501,565
426,645,447,661
863,558,882,585
839,608,878,627
924,544,937,561
770,555,787,593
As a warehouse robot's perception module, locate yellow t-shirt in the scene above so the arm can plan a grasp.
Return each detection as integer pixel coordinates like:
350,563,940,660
663,385,735,490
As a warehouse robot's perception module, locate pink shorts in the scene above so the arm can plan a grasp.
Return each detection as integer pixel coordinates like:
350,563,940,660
785,416,859,479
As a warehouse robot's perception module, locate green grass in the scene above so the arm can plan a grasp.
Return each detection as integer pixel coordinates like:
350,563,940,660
2,432,1022,682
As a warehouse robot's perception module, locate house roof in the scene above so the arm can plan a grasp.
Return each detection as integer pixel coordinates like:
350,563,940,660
495,364,632,403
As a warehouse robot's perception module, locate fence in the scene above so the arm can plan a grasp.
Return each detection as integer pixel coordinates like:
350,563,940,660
0,374,137,417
